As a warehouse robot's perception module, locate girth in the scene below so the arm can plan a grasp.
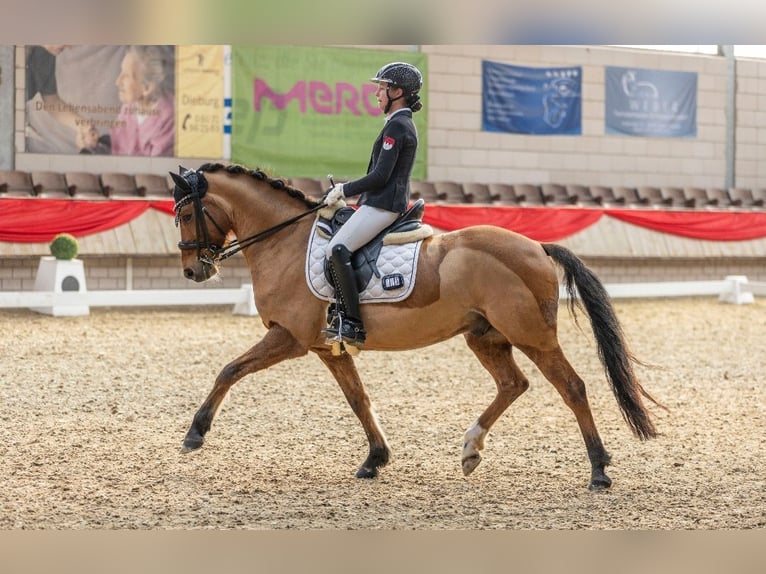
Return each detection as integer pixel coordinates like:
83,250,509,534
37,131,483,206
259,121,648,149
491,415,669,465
320,199,426,292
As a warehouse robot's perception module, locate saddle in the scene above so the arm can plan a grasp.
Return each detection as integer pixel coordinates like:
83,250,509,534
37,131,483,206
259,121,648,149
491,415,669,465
318,199,427,292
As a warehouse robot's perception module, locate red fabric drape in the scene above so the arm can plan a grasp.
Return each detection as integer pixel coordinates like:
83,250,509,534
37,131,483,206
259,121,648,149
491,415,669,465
0,199,178,242
3,198,766,243
148,200,176,216
422,204,766,242
421,205,604,242
604,209,766,241
0,199,152,242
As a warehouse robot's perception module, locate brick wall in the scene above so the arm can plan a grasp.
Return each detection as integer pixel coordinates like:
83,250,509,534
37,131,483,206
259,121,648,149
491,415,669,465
3,255,764,293
584,258,766,285
0,256,252,292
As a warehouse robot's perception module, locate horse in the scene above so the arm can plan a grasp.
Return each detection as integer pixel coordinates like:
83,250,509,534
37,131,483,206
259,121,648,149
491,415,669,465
170,162,664,490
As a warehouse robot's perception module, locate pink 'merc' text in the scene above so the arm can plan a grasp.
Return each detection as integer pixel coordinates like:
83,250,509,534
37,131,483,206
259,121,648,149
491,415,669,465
254,79,381,116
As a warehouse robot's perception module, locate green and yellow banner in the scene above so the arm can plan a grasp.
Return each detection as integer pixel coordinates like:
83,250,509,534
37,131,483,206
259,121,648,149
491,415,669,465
231,46,427,180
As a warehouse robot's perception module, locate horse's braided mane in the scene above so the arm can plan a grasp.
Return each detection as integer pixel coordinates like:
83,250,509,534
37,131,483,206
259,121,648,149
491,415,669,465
198,162,321,209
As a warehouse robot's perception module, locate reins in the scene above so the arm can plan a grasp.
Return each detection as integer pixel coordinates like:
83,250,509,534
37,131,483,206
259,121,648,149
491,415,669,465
213,202,325,262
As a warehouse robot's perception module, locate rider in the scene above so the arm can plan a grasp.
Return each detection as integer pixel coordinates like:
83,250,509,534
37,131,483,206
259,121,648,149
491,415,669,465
322,61,424,347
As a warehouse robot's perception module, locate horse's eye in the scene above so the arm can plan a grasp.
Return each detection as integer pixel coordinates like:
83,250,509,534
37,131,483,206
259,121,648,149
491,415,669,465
181,213,192,224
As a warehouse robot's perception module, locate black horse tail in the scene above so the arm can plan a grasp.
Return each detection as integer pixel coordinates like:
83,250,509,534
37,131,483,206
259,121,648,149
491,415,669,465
542,243,664,440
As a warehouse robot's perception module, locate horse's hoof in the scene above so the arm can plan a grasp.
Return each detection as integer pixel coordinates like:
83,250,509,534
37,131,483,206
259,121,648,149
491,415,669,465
344,343,361,357
461,453,482,476
330,341,342,356
355,465,379,479
181,436,204,453
588,475,612,491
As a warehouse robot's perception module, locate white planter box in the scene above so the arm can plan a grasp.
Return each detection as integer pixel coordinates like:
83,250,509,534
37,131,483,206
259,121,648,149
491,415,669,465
31,256,89,316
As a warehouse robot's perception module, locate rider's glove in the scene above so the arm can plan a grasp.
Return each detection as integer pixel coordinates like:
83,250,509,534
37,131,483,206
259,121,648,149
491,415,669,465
325,183,345,206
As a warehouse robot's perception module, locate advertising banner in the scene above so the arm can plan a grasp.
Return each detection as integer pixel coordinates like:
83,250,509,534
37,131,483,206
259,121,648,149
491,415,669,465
482,60,582,135
605,66,697,137
231,46,428,180
24,45,176,156
176,45,225,158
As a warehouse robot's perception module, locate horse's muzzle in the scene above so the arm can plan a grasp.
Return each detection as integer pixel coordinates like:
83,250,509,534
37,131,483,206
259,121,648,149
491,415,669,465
183,261,218,283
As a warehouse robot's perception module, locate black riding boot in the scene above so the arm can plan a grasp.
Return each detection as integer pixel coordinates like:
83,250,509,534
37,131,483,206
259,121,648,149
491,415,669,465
322,245,366,346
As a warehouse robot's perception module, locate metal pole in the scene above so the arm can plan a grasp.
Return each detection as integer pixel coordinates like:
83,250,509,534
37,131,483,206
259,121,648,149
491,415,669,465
0,46,14,169
721,45,736,189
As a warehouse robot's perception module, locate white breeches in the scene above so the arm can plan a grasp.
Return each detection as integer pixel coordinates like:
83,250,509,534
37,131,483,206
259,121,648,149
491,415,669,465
325,205,399,258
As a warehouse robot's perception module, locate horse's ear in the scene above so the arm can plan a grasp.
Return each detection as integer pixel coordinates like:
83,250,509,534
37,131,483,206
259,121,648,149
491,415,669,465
178,165,187,175
169,171,191,192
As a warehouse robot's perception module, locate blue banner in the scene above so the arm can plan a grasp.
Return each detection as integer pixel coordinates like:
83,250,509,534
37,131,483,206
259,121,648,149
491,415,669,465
482,60,581,135
605,66,697,137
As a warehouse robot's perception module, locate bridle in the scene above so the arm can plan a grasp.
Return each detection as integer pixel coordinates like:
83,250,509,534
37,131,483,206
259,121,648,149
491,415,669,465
171,169,324,265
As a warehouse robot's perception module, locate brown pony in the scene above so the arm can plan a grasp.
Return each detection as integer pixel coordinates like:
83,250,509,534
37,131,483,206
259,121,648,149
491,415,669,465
170,163,663,490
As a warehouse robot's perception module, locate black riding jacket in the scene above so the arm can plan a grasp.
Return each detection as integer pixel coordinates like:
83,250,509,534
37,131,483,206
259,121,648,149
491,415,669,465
342,108,418,214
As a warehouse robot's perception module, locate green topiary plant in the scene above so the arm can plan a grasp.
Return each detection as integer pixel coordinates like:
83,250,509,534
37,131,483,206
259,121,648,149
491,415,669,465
49,233,79,260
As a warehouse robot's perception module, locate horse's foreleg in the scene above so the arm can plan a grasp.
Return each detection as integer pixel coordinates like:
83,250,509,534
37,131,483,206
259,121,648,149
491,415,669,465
316,349,391,478
521,345,612,490
462,331,530,476
181,324,306,452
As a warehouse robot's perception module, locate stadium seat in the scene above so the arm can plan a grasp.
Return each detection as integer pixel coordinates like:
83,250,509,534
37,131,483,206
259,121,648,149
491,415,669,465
750,188,766,208
661,186,695,208
542,183,577,205
434,181,472,203
589,186,626,206
637,186,673,207
705,188,734,207
135,173,172,198
728,188,764,208
410,181,440,202
566,184,602,206
487,183,521,205
463,182,498,204
0,170,36,197
682,187,719,208
100,173,141,198
65,172,107,199
683,187,707,207
613,186,650,207
31,171,73,198
513,184,545,206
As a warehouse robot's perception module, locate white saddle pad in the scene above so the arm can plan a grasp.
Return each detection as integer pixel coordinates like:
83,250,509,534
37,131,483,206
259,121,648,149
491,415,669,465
305,225,424,304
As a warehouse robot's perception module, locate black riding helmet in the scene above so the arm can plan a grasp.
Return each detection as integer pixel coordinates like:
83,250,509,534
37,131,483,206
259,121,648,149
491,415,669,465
371,62,423,113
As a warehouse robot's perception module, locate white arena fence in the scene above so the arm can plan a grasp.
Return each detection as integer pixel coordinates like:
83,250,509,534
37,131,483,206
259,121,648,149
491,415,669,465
0,276,763,317
570,275,765,304
0,284,258,316
561,275,765,305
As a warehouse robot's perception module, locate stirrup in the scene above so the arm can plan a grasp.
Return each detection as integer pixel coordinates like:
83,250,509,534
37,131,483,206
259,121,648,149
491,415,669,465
341,319,366,346
323,313,366,347
340,323,366,346
322,308,341,341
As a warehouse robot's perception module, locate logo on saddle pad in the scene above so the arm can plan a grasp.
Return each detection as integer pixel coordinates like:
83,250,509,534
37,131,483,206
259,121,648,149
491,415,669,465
305,204,432,304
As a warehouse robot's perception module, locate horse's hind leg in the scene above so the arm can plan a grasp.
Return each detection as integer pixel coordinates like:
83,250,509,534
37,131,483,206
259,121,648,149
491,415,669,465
316,349,391,479
520,344,612,490
181,324,307,452
461,330,530,476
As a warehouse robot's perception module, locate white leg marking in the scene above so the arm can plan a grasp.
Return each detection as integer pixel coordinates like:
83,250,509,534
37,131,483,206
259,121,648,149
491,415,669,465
461,421,487,476
463,421,487,457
